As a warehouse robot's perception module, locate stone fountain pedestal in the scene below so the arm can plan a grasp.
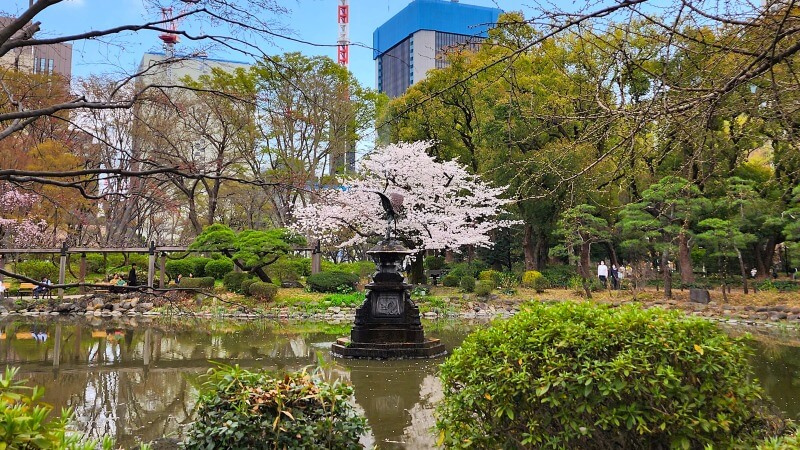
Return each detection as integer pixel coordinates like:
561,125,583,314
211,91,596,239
331,240,446,359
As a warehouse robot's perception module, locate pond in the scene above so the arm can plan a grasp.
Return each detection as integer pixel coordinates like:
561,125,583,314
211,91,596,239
0,316,798,449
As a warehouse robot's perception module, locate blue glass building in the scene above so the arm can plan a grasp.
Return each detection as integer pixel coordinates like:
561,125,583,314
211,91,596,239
373,0,502,98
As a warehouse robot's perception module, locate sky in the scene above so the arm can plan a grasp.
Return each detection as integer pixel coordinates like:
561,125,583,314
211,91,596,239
3,0,533,90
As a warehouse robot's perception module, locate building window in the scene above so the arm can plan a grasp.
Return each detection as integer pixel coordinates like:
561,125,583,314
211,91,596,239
39,58,46,73
48,59,54,74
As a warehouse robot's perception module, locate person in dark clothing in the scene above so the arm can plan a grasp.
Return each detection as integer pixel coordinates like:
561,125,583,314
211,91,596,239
128,263,138,287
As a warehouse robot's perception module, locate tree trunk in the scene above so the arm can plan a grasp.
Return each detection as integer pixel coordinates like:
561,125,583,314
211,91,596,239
661,250,672,299
579,242,592,299
737,248,748,294
678,232,694,284
523,224,536,270
410,250,426,285
605,242,619,266
252,265,273,284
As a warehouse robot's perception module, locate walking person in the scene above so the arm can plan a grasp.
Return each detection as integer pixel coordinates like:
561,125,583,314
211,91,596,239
597,260,608,289
610,264,619,290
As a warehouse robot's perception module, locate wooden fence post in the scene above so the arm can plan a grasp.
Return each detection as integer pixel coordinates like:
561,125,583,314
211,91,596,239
58,242,67,298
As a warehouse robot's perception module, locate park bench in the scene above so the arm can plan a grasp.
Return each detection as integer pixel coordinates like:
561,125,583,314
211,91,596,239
18,282,52,299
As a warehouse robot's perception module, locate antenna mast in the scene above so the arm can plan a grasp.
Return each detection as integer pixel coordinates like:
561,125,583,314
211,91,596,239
337,0,349,67
159,7,180,58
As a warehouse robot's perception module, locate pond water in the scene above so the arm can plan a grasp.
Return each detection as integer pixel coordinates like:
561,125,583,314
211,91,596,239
0,317,798,449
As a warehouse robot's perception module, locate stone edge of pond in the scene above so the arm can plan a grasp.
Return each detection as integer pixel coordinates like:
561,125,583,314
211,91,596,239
2,294,800,331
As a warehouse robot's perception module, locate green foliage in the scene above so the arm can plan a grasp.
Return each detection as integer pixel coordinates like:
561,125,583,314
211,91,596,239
448,261,488,280
240,279,257,295
183,363,368,450
0,366,115,450
84,254,105,274
322,292,364,308
459,276,476,293
334,261,375,278
442,274,461,287
187,257,212,277
539,265,578,288
756,280,799,292
223,272,251,294
166,259,194,279
306,271,360,293
190,224,305,282
205,258,234,279
474,280,494,296
757,432,800,449
247,281,278,302
498,272,519,295
180,277,216,289
15,260,57,281
437,302,778,449
266,257,311,283
521,270,548,293
424,256,446,270
478,270,502,286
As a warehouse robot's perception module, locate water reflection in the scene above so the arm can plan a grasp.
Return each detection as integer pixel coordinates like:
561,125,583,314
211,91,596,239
1,317,797,449
0,317,472,449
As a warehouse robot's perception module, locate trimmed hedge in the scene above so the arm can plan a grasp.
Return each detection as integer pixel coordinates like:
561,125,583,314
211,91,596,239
248,281,278,302
306,271,360,293
205,258,234,279
15,260,58,281
187,257,211,278
166,259,194,279
437,302,780,449
478,269,502,286
180,276,215,289
539,265,578,288
240,278,257,295
223,272,250,293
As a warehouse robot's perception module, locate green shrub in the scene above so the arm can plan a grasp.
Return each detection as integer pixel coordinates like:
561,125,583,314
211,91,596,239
267,257,311,283
223,272,251,293
240,278,257,295
498,272,519,294
522,270,547,293
757,432,800,449
0,366,115,450
15,260,58,281
756,280,799,292
474,280,493,296
166,259,194,279
306,271,360,293
449,261,488,280
424,256,446,270
442,274,460,287
539,265,578,288
204,258,234,279
437,302,779,449
180,277,215,289
248,281,278,302
459,276,476,293
478,269,502,286
85,254,106,274
187,257,211,278
183,364,367,450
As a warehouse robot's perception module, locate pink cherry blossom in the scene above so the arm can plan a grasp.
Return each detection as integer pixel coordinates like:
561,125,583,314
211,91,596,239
291,141,517,251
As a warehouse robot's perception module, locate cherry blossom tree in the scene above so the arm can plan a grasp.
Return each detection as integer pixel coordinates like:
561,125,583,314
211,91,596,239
291,141,515,281
0,188,50,248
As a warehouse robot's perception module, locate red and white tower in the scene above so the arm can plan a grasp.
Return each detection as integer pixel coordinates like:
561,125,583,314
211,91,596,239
337,0,349,67
159,7,180,58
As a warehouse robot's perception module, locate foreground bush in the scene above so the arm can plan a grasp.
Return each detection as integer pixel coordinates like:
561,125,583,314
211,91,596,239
437,302,780,449
0,366,115,450
15,260,58,282
474,280,494,296
166,259,194,279
306,271,359,293
183,364,367,450
459,275,476,293
441,274,460,287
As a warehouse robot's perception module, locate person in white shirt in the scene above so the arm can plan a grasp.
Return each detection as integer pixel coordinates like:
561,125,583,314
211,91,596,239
597,261,608,289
